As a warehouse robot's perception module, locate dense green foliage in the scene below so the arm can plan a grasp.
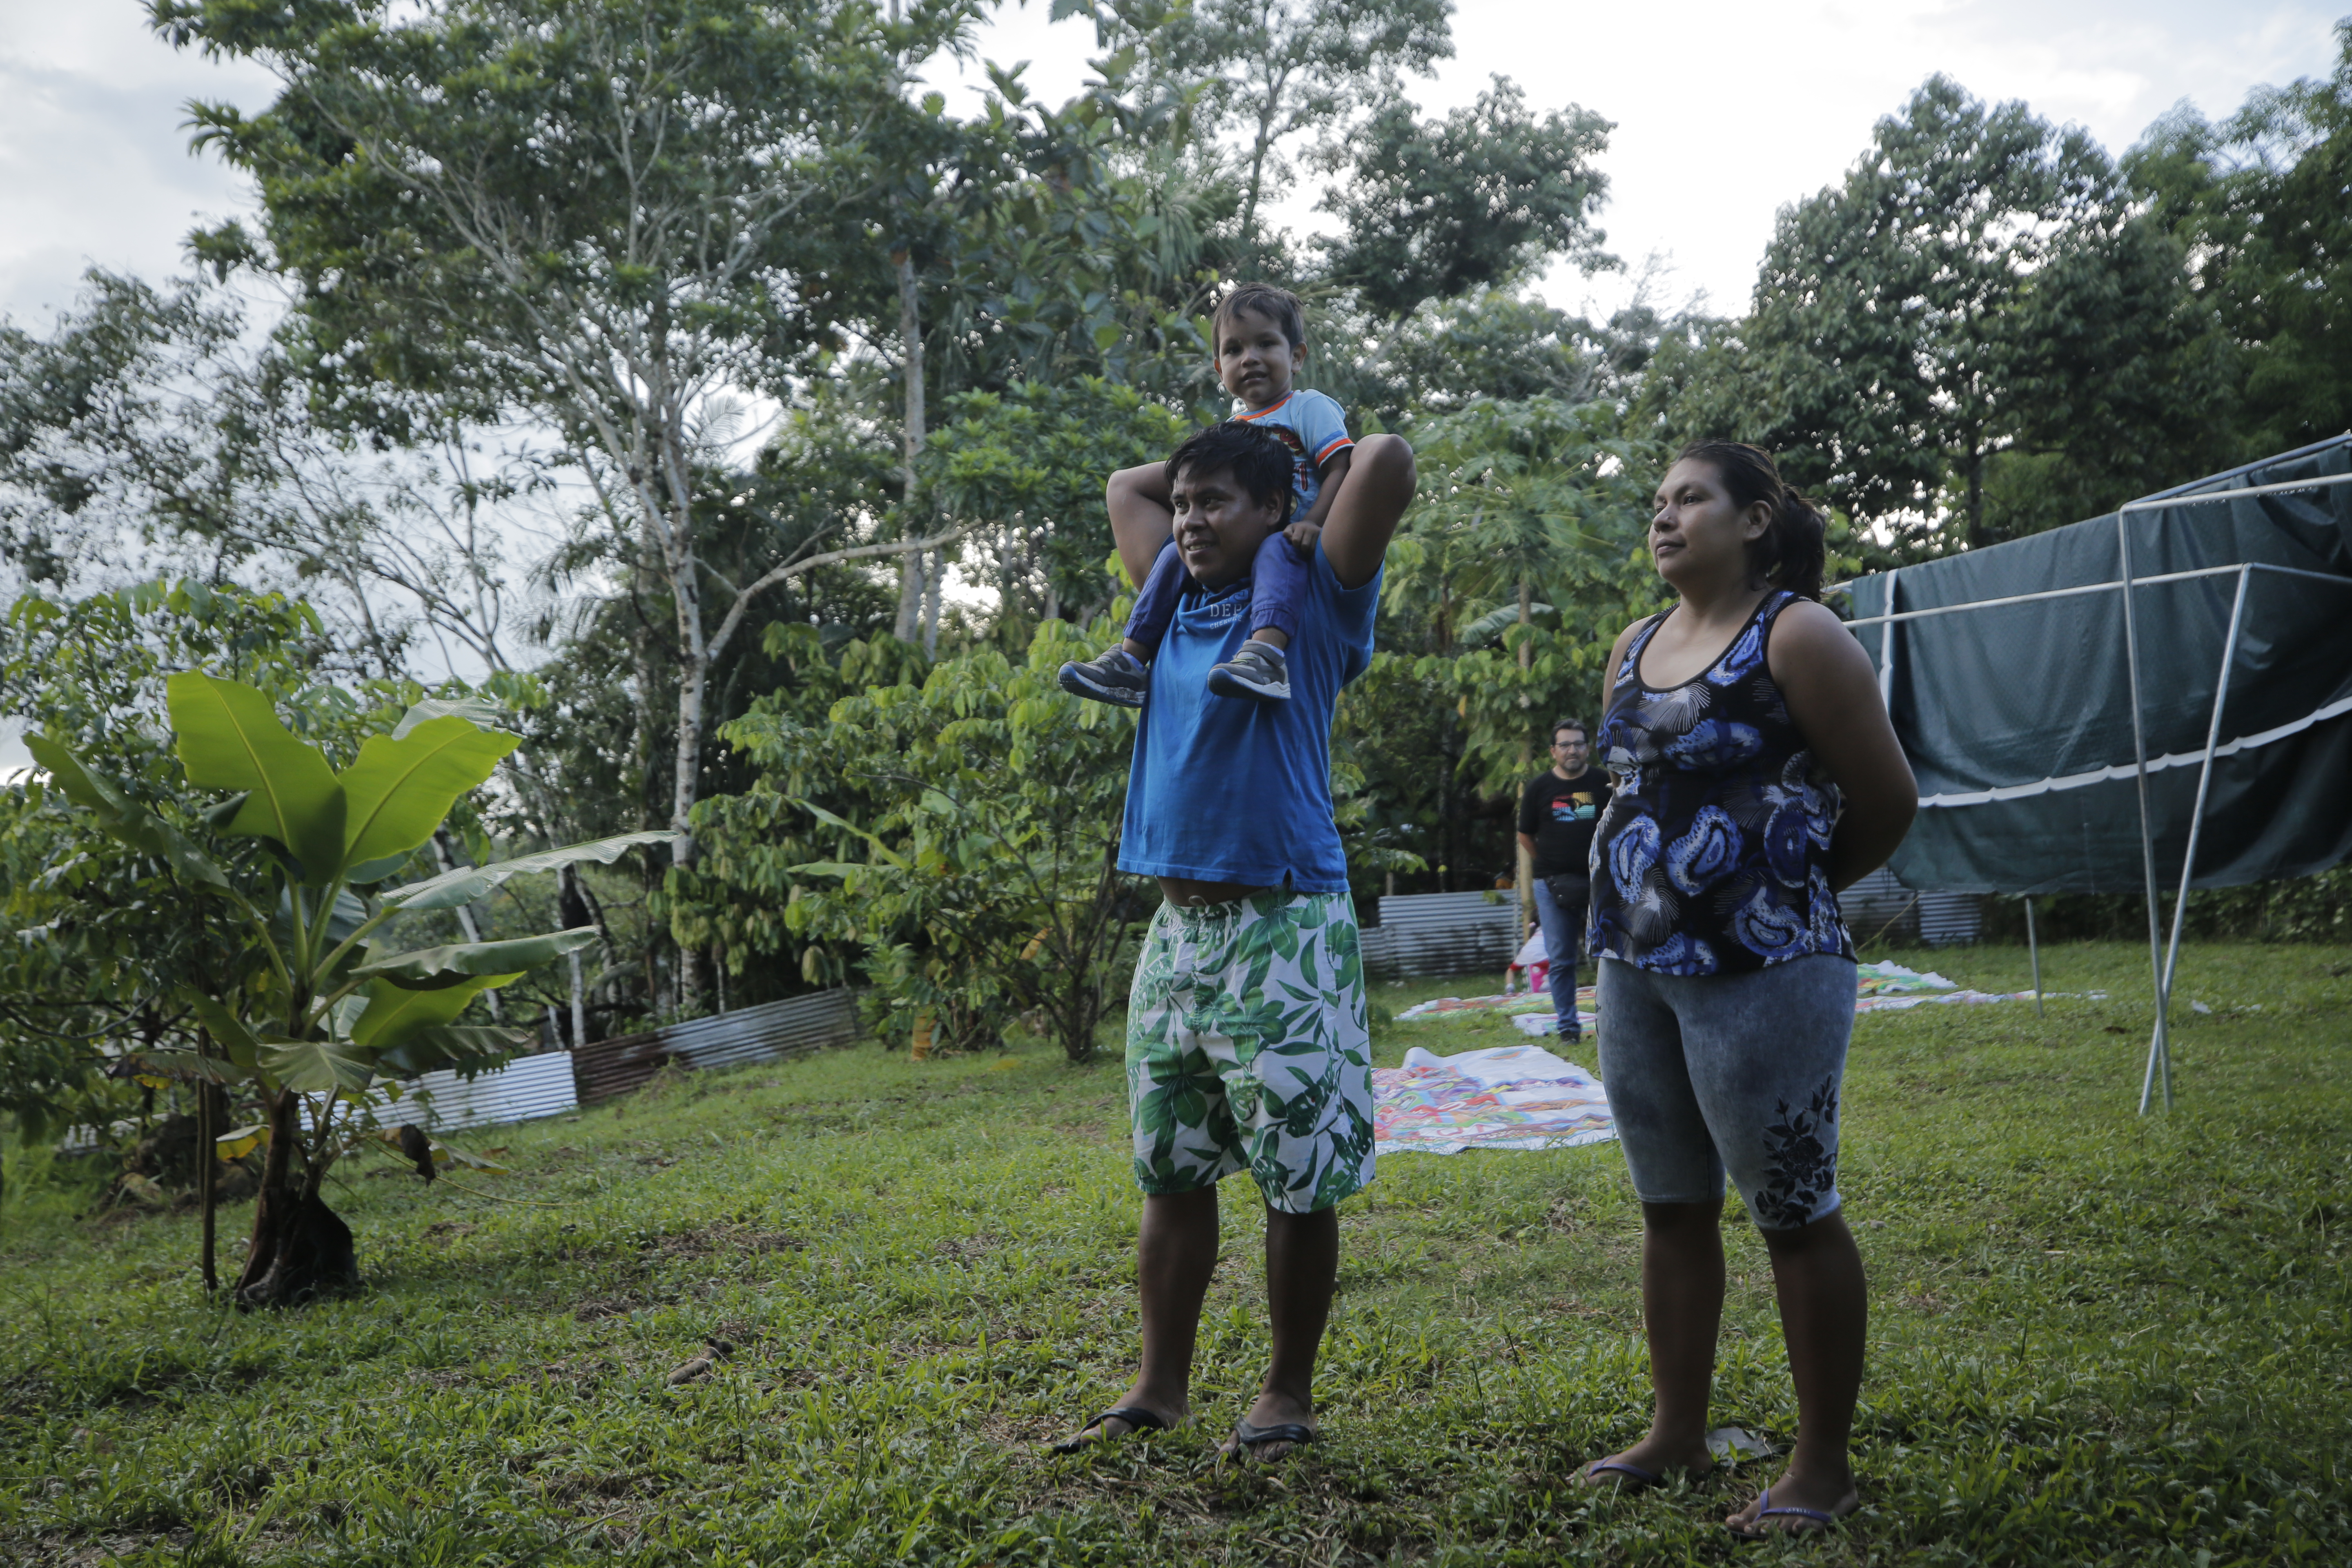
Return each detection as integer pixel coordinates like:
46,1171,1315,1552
0,583,360,1149
26,661,668,1302
2130,38,2352,461
2,941,2345,1562
697,618,1141,1062
1648,76,2233,555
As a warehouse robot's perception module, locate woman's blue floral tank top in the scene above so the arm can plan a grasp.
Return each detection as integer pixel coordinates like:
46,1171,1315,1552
1587,590,1853,976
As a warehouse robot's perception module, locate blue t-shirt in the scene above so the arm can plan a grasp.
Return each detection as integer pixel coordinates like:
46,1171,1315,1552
1119,542,1379,891
1234,389,1353,514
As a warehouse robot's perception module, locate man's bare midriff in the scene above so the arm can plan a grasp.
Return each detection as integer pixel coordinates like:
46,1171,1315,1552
1158,876,1269,908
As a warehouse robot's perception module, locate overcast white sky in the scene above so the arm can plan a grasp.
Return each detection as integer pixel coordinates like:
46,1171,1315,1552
4,0,2341,331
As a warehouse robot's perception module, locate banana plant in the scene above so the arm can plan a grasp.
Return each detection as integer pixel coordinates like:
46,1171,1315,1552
29,675,677,1307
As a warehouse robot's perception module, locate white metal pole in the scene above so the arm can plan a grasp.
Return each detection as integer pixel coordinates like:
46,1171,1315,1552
2024,896,2042,1016
2116,515,2171,1113
1876,569,1900,710
2144,564,2252,1114
1838,558,2348,630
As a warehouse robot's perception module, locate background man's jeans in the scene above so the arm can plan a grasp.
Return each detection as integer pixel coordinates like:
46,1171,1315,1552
1531,874,1588,1039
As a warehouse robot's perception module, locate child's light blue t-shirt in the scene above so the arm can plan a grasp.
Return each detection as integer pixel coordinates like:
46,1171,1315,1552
1234,388,1353,513
1118,543,1379,892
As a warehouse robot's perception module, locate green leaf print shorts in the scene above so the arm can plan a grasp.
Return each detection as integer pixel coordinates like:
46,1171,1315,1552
1125,889,1376,1214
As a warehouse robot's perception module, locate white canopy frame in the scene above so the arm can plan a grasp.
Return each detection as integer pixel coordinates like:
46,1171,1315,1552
1842,469,2352,1113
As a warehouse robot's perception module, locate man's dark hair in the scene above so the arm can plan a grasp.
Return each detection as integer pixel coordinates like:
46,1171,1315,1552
1551,719,1588,745
1212,282,1307,350
1165,421,1296,524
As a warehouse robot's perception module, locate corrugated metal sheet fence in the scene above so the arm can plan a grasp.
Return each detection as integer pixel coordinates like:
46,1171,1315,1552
374,1051,579,1134
291,990,866,1136
571,988,865,1102
1361,892,1519,979
1843,868,1984,947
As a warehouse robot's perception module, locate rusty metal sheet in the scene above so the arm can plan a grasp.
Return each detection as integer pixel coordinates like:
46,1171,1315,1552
572,988,864,1102
1362,892,1517,979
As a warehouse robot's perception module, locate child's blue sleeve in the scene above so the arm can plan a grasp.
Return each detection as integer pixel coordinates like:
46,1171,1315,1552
1295,390,1354,472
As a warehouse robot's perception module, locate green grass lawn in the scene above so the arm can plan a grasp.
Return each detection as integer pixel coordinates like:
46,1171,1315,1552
3,940,2348,1566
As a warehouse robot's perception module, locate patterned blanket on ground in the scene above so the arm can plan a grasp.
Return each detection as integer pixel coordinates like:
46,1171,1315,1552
1372,1045,1615,1156
1393,962,2036,1036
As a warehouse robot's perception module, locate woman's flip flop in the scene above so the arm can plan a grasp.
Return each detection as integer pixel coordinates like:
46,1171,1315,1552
1225,1418,1316,1460
1726,1486,1858,1538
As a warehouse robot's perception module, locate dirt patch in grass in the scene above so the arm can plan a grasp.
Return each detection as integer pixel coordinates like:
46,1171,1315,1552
637,1221,803,1262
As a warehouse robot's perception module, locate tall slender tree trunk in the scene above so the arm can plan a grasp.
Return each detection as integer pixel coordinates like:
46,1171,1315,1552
666,471,710,1012
1516,579,1536,930
628,552,664,1018
196,1035,218,1295
922,548,944,653
893,249,928,642
560,864,590,1050
1239,73,1287,264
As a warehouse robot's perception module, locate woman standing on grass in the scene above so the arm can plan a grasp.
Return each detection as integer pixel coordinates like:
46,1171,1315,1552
1575,441,1916,1538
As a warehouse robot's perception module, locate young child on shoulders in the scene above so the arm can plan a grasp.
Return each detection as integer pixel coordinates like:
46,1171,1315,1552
1059,283,1382,706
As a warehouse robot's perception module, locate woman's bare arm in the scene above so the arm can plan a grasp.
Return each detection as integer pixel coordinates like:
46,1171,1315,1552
1768,599,1918,891
1105,462,1175,588
1590,620,1643,778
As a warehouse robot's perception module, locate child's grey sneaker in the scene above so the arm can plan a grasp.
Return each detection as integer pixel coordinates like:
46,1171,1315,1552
1058,646,1149,708
1207,639,1290,702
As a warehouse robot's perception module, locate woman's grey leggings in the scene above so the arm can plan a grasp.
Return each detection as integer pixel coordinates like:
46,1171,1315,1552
1595,953,1857,1230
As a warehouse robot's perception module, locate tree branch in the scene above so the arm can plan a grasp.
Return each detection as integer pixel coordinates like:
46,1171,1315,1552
704,519,981,664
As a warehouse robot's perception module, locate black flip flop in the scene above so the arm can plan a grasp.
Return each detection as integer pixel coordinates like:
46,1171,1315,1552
1049,1405,1169,1454
1227,1418,1316,1459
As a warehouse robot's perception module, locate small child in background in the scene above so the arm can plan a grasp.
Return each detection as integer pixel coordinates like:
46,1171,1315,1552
1059,283,1378,706
1504,924,1550,998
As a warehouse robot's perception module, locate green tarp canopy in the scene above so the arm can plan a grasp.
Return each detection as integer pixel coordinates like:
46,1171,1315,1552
1840,435,2352,1108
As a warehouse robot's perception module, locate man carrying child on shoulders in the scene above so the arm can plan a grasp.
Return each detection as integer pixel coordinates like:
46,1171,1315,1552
1049,283,1416,1463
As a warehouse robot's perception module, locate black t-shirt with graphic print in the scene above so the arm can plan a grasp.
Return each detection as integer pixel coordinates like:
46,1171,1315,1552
1519,768,1613,880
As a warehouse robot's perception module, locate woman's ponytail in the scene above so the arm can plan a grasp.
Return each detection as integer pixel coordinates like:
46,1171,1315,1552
1673,440,1827,601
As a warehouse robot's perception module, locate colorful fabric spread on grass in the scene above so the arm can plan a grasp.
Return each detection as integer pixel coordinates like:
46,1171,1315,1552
1398,962,2034,1037
1395,988,1589,1018
1848,961,2039,1012
1371,1045,1615,1156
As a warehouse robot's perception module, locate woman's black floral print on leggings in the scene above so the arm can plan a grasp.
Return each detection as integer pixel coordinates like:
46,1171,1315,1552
1756,1077,1840,1229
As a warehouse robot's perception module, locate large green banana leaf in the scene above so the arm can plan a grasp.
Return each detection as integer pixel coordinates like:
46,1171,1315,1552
183,992,262,1071
379,831,681,911
374,1025,525,1079
353,927,596,990
25,735,232,891
257,1035,375,1095
337,716,520,867
348,973,520,1051
167,673,346,881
